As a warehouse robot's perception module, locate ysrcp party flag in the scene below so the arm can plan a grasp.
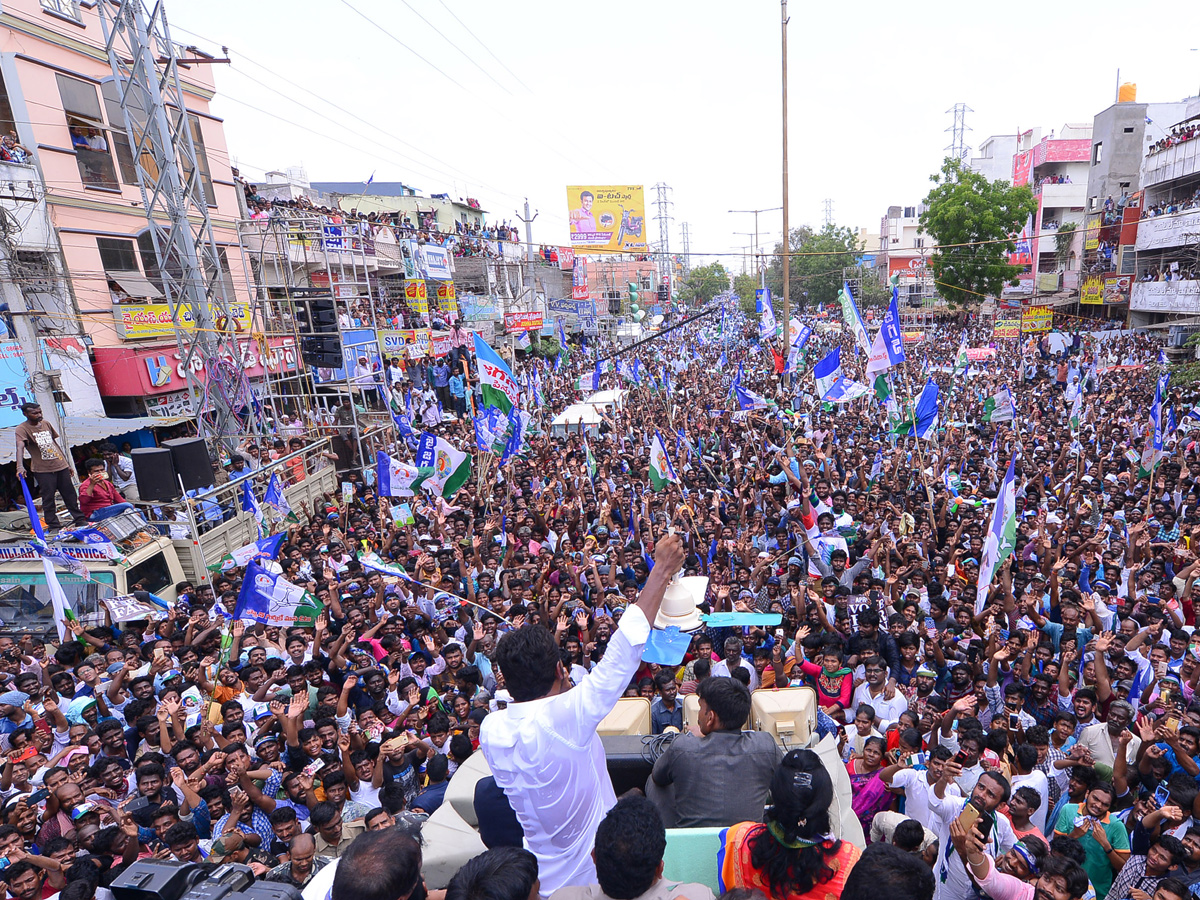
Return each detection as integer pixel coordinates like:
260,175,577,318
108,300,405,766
234,561,322,627
376,451,433,498
416,433,471,499
976,455,1017,613
221,533,285,571
982,389,1015,423
648,431,679,491
473,333,519,413
813,347,842,400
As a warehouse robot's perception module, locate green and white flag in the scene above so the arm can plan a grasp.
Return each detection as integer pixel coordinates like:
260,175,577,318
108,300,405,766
1069,391,1084,432
982,389,1015,423
415,433,472,499
953,334,970,376
648,430,678,491
874,374,892,403
976,456,1017,613
585,437,597,482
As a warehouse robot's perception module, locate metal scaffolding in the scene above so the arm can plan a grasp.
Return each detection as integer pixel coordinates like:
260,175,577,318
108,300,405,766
97,0,254,442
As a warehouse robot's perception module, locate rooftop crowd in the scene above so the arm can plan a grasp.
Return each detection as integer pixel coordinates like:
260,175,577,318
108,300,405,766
7,295,1199,900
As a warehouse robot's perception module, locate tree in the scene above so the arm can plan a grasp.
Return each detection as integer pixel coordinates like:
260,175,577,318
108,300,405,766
920,157,1037,307
681,262,730,304
764,223,864,308
732,273,759,315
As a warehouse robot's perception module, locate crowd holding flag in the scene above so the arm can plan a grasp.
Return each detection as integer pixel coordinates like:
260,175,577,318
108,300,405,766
976,455,1018,612
648,431,679,491
839,282,872,358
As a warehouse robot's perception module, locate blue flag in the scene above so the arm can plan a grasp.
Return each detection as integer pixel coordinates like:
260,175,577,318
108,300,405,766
910,379,940,439
813,347,842,399
234,561,321,627
736,385,772,411
881,290,906,365
592,359,602,392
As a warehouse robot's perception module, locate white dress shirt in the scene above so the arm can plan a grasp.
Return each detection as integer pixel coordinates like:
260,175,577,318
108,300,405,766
479,604,652,897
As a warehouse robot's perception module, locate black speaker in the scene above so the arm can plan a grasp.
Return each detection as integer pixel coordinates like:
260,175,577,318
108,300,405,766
130,447,180,501
602,735,655,796
164,437,213,491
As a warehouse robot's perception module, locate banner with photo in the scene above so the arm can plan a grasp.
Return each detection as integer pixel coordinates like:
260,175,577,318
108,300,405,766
566,185,647,252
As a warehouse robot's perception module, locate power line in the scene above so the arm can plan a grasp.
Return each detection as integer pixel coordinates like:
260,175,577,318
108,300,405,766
393,0,512,96
435,0,533,94
338,0,468,93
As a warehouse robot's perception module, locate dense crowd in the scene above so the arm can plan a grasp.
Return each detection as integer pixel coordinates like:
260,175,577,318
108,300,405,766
1148,123,1200,156
10,299,1200,900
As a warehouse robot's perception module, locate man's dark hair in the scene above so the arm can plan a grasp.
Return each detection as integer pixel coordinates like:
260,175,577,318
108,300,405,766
310,802,340,828
593,796,666,900
495,626,560,702
164,821,198,848
1157,877,1190,900
1014,744,1038,772
379,782,408,815
445,848,539,900
892,818,925,852
269,806,298,826
426,754,449,783
4,860,40,886
1038,856,1089,899
841,842,933,900
1013,786,1042,810
1158,835,1187,867
331,825,423,900
696,677,751,731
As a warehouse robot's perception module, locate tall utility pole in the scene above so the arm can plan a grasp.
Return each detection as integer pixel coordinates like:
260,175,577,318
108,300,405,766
728,206,782,288
679,222,691,279
98,0,249,443
652,182,673,287
823,198,834,227
945,103,974,161
517,198,538,262
780,0,791,354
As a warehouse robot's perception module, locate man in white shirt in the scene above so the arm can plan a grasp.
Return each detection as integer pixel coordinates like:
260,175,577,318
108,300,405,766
928,760,1018,900
883,746,959,827
850,658,909,727
479,535,685,898
710,636,759,690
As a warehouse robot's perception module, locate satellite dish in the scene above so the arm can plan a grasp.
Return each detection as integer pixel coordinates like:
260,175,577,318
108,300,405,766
650,314,665,326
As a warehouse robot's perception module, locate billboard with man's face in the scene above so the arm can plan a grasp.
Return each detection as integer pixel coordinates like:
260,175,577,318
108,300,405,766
566,185,647,252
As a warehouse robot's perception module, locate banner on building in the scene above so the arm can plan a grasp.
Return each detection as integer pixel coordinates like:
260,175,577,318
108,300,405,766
379,328,432,359
557,247,575,270
422,245,454,281
504,312,543,333
993,318,1021,339
1080,276,1104,305
1020,306,1053,334
1104,275,1131,304
572,258,589,301
566,185,648,252
436,282,457,315
966,347,998,361
0,342,35,427
114,303,252,340
405,280,428,315
1085,214,1102,251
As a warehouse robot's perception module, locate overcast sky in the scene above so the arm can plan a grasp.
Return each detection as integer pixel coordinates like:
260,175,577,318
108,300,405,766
174,0,1200,272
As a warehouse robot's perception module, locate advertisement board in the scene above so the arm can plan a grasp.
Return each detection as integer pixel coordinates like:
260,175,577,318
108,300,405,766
965,347,997,361
114,302,252,340
379,328,431,360
504,312,543,333
1104,275,1131,304
405,280,428,316
1080,276,1104,306
0,340,33,428
1021,306,1053,333
572,257,589,301
422,244,453,281
1085,214,1102,251
566,185,647,252
993,318,1021,339
436,282,457,315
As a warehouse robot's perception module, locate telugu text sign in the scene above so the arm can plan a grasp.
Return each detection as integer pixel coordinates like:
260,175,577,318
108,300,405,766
1020,306,1053,334
566,185,647,252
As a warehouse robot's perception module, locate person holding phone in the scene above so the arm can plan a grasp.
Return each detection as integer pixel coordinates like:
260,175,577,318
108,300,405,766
1051,781,1129,899
949,816,1091,900
928,755,1019,900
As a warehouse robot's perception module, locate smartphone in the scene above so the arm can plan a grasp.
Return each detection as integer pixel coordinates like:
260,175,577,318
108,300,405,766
153,648,167,662
1008,714,1019,728
0,858,9,872
924,616,936,630
1166,717,1182,733
1155,786,1171,807
976,807,996,837
9,747,36,765
953,749,970,767
26,788,49,805
126,795,151,814
957,801,982,832
908,752,928,768
302,759,324,778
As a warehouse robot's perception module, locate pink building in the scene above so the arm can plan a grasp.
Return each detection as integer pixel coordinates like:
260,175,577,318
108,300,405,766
0,0,256,420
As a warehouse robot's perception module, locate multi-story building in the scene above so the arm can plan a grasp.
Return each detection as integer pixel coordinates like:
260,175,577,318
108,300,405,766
968,134,1023,184
879,204,933,306
1128,101,1200,326
1011,125,1092,296
0,0,268,431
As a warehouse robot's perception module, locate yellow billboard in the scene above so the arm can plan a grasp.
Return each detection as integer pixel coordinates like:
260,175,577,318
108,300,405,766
114,302,252,340
1080,276,1104,305
566,185,647,252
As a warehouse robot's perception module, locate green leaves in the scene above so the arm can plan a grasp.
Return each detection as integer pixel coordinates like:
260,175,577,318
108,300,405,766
920,157,1036,306
764,223,864,308
681,262,730,304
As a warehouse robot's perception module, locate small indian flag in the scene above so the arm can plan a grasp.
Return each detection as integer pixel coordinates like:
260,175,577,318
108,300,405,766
648,430,678,492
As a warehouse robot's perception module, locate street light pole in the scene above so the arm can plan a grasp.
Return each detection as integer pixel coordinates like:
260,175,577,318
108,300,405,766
780,0,790,348
729,207,782,289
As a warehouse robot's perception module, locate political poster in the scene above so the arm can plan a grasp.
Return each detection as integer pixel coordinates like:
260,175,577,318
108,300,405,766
566,185,647,252
993,318,1021,339
1080,276,1104,306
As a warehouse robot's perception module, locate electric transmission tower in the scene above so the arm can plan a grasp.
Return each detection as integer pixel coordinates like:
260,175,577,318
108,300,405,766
945,103,974,162
98,0,251,442
652,182,673,285
679,222,691,278
822,198,834,227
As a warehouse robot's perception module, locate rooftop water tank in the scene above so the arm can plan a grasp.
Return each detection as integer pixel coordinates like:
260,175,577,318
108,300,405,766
1118,82,1137,103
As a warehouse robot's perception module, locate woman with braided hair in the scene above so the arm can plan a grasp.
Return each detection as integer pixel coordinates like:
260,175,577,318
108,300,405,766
717,748,861,899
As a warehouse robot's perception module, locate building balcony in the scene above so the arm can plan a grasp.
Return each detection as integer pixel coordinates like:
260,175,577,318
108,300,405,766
1130,280,1200,314
0,161,56,252
1135,209,1200,252
1144,138,1200,189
